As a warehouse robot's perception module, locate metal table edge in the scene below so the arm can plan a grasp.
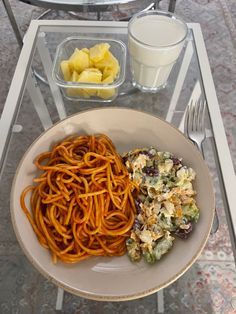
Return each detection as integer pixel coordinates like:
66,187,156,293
0,20,40,172
191,23,236,258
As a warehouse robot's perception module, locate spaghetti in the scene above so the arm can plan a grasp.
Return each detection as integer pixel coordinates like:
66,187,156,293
20,134,137,263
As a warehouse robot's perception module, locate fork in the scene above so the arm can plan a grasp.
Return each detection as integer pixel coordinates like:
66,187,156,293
185,99,219,234
184,99,206,157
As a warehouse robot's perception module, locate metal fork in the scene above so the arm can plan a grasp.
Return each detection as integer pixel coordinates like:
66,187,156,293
185,99,219,234
185,99,206,157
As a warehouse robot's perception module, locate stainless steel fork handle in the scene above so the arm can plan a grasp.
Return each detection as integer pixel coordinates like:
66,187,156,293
193,140,205,159
211,208,219,234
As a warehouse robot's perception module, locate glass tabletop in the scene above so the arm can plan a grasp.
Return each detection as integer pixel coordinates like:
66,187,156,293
1,20,236,313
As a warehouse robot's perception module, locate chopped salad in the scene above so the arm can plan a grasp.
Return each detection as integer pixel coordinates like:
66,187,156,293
123,147,200,264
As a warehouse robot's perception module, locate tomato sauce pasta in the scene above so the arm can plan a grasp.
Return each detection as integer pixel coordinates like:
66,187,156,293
20,134,137,263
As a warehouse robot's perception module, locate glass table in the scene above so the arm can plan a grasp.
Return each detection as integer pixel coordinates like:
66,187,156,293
1,20,236,313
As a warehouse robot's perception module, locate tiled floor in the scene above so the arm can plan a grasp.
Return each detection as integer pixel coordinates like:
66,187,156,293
1,0,236,313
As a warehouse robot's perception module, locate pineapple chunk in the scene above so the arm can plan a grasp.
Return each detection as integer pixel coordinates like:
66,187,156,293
60,60,72,81
71,70,79,82
78,68,102,83
89,43,110,63
78,68,102,96
78,90,90,98
81,47,94,67
69,48,90,73
103,66,115,80
94,51,120,78
66,71,84,97
97,75,116,99
81,48,89,54
101,74,114,84
67,87,90,98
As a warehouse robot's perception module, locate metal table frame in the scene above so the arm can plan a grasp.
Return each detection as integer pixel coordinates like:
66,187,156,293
0,19,235,312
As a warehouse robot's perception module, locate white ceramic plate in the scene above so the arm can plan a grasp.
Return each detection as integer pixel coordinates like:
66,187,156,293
11,108,214,301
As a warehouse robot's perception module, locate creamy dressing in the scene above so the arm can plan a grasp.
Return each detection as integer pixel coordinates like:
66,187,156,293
124,147,200,264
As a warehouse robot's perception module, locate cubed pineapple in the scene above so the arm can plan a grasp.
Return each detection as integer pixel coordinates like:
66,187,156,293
89,43,110,63
94,51,120,78
81,47,94,67
78,68,102,96
97,75,116,99
102,66,115,80
67,87,90,98
78,89,91,98
81,48,89,54
78,68,102,83
69,48,90,73
101,74,114,84
71,70,79,82
66,70,84,97
60,60,72,81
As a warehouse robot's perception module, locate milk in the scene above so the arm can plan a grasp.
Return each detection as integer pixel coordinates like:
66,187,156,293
128,13,187,91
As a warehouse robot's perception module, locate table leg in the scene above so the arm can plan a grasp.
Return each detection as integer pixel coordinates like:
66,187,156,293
153,1,160,10
168,0,177,13
26,70,53,130
157,289,164,313
2,0,23,47
56,287,64,311
166,39,194,123
36,32,67,120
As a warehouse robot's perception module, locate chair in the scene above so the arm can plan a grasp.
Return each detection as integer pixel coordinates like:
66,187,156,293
3,0,177,47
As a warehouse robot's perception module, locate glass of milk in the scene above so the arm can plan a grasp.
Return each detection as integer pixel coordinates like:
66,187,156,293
128,10,188,92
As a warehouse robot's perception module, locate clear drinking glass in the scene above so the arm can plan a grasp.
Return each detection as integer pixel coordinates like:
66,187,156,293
128,10,188,92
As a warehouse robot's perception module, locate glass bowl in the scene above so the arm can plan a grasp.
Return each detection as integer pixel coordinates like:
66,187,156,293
52,36,126,102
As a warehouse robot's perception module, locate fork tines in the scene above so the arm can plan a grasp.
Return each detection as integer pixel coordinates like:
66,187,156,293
185,99,206,137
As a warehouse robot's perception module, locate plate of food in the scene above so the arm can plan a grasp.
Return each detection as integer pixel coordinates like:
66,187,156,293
11,107,214,301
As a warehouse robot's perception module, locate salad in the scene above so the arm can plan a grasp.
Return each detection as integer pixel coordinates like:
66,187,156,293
123,147,200,264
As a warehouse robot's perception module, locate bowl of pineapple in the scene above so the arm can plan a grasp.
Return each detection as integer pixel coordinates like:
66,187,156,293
52,37,126,102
